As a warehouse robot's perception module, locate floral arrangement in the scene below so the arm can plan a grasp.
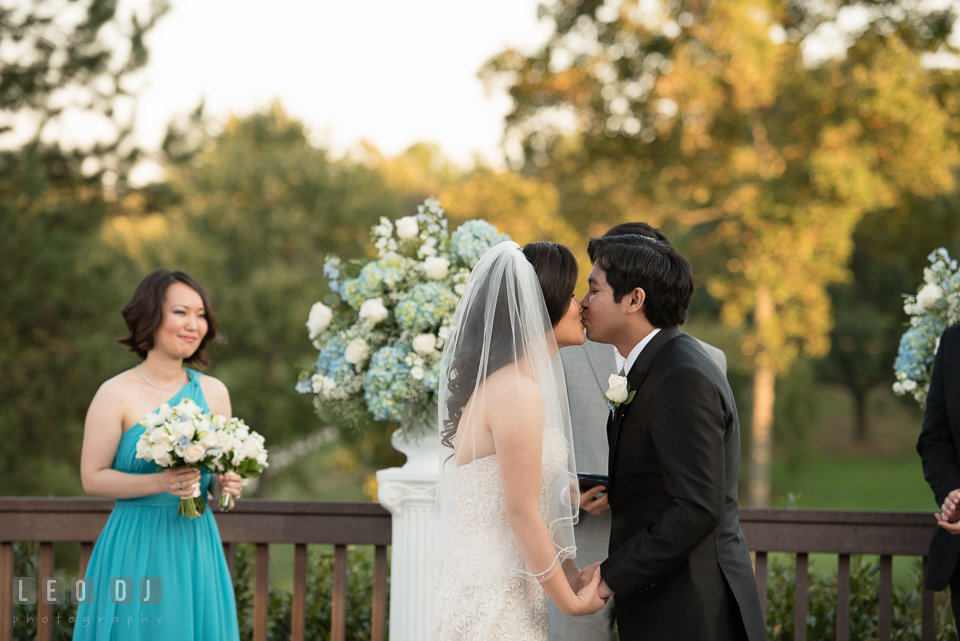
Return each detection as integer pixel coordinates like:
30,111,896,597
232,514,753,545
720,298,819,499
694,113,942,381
212,416,269,511
135,398,269,517
297,198,511,438
893,248,960,407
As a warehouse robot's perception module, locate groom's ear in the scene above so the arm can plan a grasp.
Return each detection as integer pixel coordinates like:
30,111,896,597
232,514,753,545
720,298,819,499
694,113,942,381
625,287,646,315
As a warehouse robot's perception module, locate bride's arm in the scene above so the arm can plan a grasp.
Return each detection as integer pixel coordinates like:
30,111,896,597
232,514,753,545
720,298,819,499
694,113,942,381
489,377,606,617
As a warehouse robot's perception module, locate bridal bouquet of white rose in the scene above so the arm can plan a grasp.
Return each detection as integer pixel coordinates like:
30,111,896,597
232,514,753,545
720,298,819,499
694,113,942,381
212,416,269,512
893,248,960,407
135,398,269,517
297,197,511,437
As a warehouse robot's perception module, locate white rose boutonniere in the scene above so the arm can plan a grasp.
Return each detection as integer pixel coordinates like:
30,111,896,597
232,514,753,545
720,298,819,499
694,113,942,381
604,374,636,410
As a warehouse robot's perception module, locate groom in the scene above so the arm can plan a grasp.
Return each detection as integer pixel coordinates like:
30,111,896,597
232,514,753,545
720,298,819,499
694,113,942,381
580,234,765,641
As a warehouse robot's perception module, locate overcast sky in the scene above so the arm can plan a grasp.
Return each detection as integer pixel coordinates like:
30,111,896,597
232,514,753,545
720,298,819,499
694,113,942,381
132,0,551,177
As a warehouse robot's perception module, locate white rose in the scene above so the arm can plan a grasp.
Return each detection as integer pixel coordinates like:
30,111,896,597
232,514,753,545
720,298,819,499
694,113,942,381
901,379,917,392
422,256,450,280
156,403,173,421
307,302,333,339
438,326,451,341
917,283,944,309
152,445,173,468
135,438,153,461
172,420,195,441
396,216,419,239
604,375,629,404
199,431,221,450
183,442,206,464
410,366,425,380
412,333,437,355
241,437,263,461
344,338,370,365
359,297,389,324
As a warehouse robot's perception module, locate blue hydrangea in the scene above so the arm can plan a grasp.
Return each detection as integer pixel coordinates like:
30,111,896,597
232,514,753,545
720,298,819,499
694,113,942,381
449,220,511,268
894,315,946,383
423,360,442,393
395,282,459,334
340,253,404,309
314,334,355,387
323,256,342,294
364,344,413,421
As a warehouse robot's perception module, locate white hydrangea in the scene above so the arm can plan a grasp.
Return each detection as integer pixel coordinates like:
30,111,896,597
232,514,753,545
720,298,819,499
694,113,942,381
396,216,419,239
311,374,337,397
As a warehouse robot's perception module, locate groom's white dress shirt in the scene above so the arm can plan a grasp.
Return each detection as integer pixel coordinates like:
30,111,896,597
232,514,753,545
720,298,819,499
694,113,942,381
614,328,661,377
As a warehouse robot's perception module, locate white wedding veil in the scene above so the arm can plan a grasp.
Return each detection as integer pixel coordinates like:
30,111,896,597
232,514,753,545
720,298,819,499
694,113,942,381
433,241,579,581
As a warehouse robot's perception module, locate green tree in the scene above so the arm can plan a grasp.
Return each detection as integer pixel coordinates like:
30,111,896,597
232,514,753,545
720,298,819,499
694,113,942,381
0,0,167,494
108,105,406,493
485,0,960,505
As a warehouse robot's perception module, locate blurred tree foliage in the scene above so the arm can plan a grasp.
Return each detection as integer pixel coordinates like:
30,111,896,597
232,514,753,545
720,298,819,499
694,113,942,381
104,104,410,492
0,0,168,495
484,0,960,505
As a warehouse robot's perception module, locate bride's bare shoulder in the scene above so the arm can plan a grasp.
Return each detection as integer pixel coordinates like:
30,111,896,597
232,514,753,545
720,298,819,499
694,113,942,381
483,368,542,406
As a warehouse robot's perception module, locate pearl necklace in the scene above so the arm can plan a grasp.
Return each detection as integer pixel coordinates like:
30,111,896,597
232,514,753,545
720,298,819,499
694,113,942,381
136,364,185,391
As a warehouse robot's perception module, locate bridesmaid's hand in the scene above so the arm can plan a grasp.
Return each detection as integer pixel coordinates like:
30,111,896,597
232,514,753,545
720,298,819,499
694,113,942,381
162,468,201,498
219,472,242,508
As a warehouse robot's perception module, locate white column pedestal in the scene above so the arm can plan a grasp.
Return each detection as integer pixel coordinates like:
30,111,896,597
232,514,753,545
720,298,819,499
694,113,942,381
376,430,439,641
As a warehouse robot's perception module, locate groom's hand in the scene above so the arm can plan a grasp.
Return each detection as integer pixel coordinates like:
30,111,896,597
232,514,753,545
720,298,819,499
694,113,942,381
598,576,615,600
579,562,602,591
580,485,610,515
941,489,960,523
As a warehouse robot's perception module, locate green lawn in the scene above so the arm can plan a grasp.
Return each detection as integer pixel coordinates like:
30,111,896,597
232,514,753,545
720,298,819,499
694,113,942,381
766,385,934,512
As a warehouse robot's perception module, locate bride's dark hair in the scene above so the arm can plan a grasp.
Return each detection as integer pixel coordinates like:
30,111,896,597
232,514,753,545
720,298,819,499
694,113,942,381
441,242,578,449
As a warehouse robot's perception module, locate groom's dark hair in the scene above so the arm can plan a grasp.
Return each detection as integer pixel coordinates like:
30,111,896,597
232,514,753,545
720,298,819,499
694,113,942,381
604,221,671,246
587,234,694,328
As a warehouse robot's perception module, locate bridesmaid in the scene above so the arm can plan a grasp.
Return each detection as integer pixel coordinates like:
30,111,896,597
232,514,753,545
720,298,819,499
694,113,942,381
74,269,241,640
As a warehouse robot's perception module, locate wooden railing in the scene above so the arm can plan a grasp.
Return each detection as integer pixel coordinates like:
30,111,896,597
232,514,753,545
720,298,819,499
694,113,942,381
0,498,391,641
740,508,939,641
0,500,945,641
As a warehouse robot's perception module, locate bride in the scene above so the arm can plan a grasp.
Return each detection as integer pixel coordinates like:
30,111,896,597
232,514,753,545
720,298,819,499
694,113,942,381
433,241,607,639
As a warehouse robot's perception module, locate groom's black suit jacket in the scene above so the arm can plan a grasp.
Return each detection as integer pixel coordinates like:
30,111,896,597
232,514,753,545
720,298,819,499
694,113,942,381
599,327,766,641
917,323,960,591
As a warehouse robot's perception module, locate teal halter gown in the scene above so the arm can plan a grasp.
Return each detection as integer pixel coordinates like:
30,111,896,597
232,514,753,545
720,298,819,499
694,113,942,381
72,368,240,640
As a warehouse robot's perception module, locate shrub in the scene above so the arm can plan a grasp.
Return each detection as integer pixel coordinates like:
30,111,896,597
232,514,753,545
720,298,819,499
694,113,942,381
232,543,389,641
764,554,956,640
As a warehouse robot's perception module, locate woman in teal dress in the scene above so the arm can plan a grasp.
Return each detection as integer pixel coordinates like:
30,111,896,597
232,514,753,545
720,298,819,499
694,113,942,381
75,269,242,641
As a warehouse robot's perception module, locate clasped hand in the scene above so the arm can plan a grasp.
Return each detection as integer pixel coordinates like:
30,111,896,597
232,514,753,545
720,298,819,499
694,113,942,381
937,488,960,533
162,468,242,505
564,561,615,616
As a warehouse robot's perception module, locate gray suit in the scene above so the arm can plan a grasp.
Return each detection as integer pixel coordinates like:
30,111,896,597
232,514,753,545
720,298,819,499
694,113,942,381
549,337,728,641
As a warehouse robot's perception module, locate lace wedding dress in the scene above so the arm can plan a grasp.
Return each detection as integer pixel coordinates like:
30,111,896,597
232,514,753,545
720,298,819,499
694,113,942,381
432,423,573,640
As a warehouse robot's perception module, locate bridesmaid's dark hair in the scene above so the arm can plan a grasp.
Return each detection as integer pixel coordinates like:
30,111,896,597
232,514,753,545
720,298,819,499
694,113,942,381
118,269,219,368
441,242,578,449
